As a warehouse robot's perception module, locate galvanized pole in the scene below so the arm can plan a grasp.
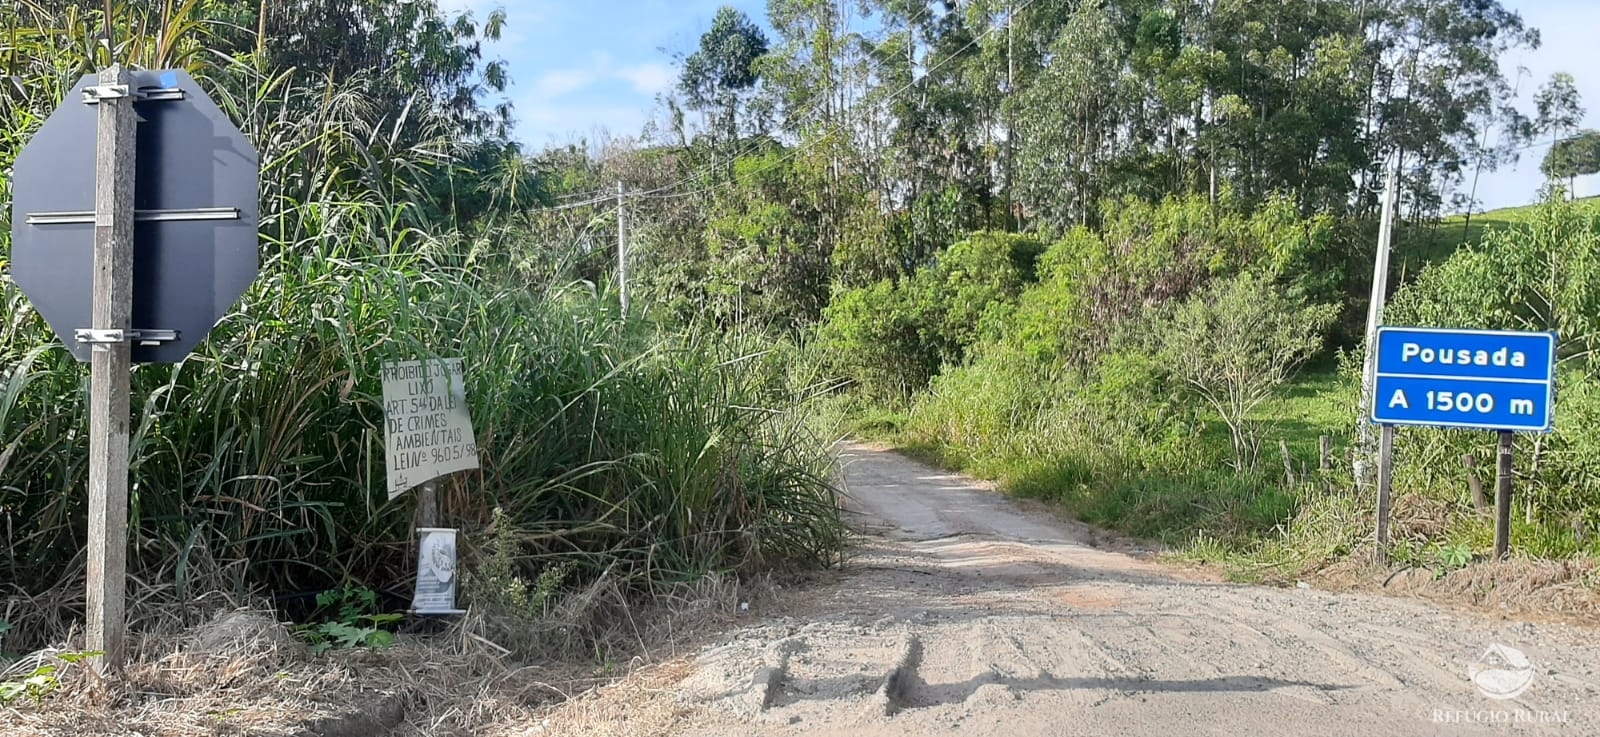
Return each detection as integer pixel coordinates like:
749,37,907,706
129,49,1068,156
86,64,137,670
617,181,629,314
1356,153,1401,484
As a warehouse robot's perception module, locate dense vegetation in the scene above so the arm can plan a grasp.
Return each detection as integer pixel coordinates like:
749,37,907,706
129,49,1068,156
549,0,1596,577
3,0,1597,652
0,1,843,652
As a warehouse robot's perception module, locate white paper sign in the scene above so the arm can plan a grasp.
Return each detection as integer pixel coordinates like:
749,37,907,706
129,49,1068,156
381,358,480,500
411,527,465,614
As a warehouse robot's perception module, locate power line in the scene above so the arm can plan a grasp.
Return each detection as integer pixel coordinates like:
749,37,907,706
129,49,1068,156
1500,132,1588,154
535,190,622,213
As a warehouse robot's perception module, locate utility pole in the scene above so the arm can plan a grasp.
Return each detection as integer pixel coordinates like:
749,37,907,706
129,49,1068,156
86,64,137,670
616,181,629,314
1004,0,1015,226
1356,152,1401,485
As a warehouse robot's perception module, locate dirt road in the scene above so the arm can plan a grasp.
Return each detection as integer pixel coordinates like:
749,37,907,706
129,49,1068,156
538,443,1600,736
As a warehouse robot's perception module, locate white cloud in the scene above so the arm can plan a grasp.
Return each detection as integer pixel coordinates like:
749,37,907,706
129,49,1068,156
534,66,604,98
617,62,676,96
528,55,676,101
515,101,655,147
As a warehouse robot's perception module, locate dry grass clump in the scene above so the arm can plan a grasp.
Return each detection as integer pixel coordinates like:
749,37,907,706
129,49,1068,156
1319,553,1600,625
0,570,781,737
1389,494,1454,541
1424,558,1600,618
2,606,571,737
2,538,248,655
504,659,702,737
467,563,758,664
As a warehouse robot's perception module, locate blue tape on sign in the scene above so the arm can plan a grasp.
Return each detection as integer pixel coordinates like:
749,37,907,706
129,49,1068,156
159,71,178,89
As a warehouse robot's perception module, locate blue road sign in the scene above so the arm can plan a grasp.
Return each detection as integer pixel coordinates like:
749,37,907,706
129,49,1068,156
1372,327,1556,432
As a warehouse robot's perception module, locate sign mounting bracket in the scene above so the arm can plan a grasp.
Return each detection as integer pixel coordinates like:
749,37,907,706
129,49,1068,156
74,328,180,347
26,207,241,226
81,85,186,104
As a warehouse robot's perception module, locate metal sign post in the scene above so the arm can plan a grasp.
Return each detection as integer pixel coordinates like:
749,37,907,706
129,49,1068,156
85,65,137,668
1369,326,1557,560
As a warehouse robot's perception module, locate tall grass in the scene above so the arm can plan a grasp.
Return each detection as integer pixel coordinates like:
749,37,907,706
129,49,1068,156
1,15,845,650
891,345,1299,546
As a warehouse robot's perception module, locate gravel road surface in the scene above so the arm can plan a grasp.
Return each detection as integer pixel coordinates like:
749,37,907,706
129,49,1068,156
541,443,1600,737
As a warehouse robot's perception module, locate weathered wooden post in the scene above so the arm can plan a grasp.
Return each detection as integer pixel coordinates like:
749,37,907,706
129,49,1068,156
1463,452,1487,510
1494,431,1514,559
85,64,138,669
1375,425,1396,561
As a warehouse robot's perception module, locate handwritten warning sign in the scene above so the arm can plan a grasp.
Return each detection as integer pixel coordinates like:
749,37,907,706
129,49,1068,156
381,358,480,499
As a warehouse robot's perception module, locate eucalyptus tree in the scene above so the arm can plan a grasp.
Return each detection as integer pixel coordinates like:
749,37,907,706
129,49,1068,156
1542,130,1600,194
871,0,994,220
1010,0,1129,229
244,0,513,141
679,5,771,145
1357,0,1540,220
1534,73,1585,150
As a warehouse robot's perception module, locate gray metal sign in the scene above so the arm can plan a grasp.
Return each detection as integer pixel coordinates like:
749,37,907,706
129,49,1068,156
9,69,259,363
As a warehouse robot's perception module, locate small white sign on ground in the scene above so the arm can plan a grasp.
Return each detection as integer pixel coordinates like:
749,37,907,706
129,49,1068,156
381,358,480,499
411,527,466,614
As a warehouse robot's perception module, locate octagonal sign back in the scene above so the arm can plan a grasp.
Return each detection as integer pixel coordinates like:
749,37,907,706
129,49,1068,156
10,69,259,363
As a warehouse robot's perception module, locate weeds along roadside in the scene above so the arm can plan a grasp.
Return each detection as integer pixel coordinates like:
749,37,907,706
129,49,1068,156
826,193,1600,583
0,59,847,653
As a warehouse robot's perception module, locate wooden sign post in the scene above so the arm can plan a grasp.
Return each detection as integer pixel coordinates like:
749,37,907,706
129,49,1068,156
1374,424,1396,561
85,65,137,669
10,64,260,670
1495,431,1515,559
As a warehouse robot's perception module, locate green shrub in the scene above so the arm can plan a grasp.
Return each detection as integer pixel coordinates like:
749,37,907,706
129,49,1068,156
1386,192,1600,533
1001,194,1339,372
875,195,1341,550
295,586,402,655
1156,273,1339,471
816,231,1044,402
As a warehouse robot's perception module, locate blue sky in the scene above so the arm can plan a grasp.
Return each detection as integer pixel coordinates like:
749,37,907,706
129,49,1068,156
438,0,767,148
441,0,1599,212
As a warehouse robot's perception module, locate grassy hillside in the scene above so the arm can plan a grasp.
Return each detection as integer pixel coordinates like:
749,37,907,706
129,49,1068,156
1398,195,1600,277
